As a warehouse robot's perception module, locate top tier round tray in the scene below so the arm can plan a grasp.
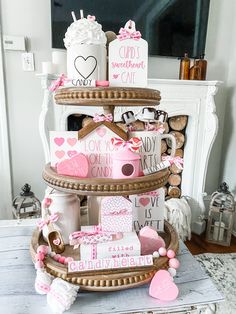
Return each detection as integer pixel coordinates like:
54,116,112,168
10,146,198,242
54,86,161,114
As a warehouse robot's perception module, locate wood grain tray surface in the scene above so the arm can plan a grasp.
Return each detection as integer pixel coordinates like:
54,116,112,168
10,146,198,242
43,164,170,196
30,221,179,291
54,87,161,107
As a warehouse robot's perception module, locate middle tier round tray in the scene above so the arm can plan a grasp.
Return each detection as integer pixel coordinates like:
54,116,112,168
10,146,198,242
43,163,169,196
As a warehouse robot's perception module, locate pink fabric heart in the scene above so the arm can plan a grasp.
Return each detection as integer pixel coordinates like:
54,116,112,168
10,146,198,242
138,226,165,255
139,197,150,207
53,238,61,246
67,138,77,147
67,150,78,158
54,137,65,146
55,150,65,159
57,153,89,178
96,127,107,137
149,270,179,301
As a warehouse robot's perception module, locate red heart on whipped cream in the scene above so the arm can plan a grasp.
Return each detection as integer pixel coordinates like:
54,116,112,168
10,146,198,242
57,153,89,178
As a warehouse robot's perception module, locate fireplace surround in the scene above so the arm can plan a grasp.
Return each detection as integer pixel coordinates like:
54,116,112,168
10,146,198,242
39,76,221,234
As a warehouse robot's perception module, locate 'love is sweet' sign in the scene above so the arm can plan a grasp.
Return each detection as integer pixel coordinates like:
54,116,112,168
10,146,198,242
109,20,148,87
130,188,165,232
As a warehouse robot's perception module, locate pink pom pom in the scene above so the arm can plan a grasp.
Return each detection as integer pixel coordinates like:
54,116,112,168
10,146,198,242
37,245,48,255
158,247,167,256
35,260,44,269
64,257,74,264
35,252,45,261
167,249,176,259
58,256,66,264
169,258,180,269
53,254,61,262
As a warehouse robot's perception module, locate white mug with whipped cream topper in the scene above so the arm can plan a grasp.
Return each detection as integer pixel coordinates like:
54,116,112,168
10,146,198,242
64,13,107,85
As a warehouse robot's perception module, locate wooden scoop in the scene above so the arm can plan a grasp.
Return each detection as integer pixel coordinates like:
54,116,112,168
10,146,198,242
44,208,65,254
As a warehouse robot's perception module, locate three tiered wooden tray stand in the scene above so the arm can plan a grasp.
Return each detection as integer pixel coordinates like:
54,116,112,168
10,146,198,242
30,87,179,291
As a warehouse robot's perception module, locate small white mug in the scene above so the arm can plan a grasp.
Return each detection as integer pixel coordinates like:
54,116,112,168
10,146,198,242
129,131,176,170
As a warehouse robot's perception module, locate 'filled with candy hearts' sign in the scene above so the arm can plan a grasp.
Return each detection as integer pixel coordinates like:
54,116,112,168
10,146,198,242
109,20,148,87
130,188,165,232
50,126,126,178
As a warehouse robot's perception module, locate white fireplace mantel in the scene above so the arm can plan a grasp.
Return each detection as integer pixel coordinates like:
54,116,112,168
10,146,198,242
38,76,221,233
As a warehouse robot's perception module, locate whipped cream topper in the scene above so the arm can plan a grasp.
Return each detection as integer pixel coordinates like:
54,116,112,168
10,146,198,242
64,15,107,48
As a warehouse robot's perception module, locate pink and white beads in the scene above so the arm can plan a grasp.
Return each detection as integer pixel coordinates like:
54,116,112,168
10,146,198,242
152,247,180,277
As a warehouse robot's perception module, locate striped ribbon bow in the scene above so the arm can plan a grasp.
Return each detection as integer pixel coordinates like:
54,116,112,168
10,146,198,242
49,74,68,92
69,225,103,241
162,156,184,170
117,28,141,41
93,113,113,123
37,213,59,230
111,137,142,152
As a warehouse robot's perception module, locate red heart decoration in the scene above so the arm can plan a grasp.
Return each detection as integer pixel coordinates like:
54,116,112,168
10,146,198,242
139,197,150,207
67,138,77,147
55,150,65,159
149,270,179,301
138,226,165,255
57,154,89,178
67,150,78,158
54,137,65,146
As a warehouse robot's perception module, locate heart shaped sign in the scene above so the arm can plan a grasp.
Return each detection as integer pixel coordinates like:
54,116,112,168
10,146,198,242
57,153,89,178
138,226,165,255
149,270,179,301
74,56,97,79
53,238,61,246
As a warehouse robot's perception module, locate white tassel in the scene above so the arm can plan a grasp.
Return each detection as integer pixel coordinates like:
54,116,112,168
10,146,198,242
164,198,191,241
35,269,54,295
47,278,79,313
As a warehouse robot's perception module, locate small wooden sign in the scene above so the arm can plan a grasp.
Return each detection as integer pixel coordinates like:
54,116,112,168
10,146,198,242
50,122,127,178
130,188,165,232
109,20,148,87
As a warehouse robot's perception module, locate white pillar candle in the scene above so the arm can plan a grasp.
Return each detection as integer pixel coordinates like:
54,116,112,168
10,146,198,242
213,221,225,241
41,61,54,74
52,50,67,74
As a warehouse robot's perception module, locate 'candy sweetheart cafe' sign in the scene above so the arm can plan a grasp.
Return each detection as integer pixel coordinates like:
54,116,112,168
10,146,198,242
109,20,148,87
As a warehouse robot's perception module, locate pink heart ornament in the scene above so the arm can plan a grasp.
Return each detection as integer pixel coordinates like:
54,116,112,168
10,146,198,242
113,74,119,79
138,226,165,255
57,153,89,178
67,138,77,147
54,137,65,146
149,270,179,301
96,127,107,137
139,197,150,207
53,238,61,246
55,150,65,159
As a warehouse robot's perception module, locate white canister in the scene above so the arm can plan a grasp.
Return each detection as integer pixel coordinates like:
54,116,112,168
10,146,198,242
129,131,176,169
213,221,225,241
42,190,81,244
67,44,107,82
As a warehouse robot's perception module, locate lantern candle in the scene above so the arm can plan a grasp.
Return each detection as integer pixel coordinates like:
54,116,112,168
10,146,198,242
213,221,225,241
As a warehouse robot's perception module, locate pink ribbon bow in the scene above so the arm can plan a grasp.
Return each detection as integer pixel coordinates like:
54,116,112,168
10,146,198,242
49,74,68,92
111,137,142,152
162,156,184,170
37,213,59,230
93,113,113,123
117,28,142,41
69,225,102,240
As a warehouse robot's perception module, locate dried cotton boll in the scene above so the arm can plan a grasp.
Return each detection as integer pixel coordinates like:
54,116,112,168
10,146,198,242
82,117,93,127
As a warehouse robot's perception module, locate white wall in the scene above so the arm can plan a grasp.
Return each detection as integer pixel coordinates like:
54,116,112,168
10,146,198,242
1,0,236,213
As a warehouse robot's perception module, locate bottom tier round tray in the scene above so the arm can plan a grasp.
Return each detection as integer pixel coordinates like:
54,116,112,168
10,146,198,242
30,221,179,292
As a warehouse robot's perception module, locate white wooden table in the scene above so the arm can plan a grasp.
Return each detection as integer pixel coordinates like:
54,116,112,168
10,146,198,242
0,220,224,314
